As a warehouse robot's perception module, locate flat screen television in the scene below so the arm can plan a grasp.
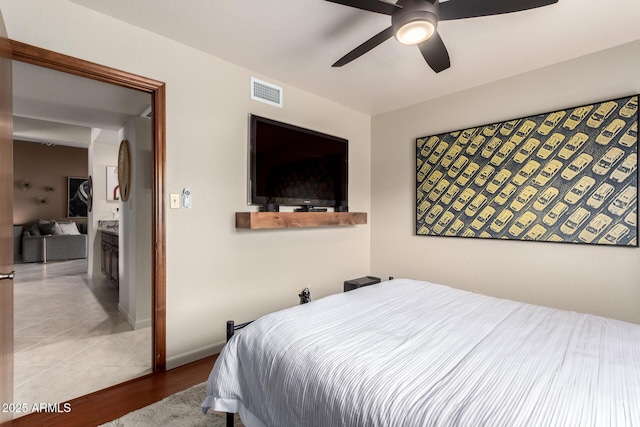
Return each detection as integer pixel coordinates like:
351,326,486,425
249,115,348,209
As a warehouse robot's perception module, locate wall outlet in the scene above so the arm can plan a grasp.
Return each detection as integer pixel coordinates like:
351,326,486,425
170,193,180,209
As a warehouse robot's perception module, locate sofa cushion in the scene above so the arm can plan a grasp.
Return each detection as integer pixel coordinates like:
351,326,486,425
77,223,88,234
37,219,57,235
26,225,41,236
57,221,80,235
52,223,64,235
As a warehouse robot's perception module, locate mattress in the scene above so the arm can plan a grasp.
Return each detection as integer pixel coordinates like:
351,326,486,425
202,278,640,426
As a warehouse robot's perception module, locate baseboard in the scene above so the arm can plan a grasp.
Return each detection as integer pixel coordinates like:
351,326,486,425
166,340,225,370
117,303,151,330
134,317,151,330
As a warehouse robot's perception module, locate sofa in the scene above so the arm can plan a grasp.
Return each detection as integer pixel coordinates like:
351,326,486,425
22,219,88,263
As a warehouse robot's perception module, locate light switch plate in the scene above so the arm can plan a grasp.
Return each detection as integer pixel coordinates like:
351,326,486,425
170,193,180,209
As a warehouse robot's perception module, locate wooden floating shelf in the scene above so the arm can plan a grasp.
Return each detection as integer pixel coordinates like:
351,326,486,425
236,212,367,229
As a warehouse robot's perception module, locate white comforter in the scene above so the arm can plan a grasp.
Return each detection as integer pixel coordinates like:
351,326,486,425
202,279,640,427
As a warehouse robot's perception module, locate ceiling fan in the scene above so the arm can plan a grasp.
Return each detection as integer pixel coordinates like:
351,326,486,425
327,0,559,73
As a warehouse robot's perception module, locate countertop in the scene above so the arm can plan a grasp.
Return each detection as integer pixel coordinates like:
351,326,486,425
98,220,119,235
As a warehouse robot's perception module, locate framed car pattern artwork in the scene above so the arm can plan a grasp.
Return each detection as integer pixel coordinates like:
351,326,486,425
416,95,638,246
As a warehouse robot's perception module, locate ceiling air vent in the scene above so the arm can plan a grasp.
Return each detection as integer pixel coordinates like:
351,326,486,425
251,77,283,108
140,106,152,118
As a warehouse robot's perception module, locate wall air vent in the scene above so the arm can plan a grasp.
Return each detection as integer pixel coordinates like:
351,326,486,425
251,77,283,108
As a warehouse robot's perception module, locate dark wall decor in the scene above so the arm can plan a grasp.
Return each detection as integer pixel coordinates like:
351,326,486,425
68,177,89,218
416,95,638,246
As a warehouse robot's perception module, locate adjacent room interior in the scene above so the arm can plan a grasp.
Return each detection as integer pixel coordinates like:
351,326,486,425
0,0,639,425
10,61,153,415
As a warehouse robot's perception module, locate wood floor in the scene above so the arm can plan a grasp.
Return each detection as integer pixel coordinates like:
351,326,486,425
3,354,218,427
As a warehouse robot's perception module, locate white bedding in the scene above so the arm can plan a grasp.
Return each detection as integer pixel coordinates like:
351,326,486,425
202,279,640,426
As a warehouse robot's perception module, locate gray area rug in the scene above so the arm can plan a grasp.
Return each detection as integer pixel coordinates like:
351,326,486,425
100,382,244,427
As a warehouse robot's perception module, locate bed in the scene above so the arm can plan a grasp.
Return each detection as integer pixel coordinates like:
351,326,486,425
201,278,640,426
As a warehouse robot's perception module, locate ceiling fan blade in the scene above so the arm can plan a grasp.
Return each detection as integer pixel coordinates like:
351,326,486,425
418,32,450,73
325,0,401,16
333,26,395,67
440,0,558,21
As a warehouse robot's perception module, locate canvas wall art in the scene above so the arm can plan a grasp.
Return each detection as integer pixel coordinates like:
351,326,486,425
68,176,89,218
416,95,638,246
106,165,120,201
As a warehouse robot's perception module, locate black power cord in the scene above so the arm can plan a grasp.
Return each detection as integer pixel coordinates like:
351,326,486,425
298,288,311,304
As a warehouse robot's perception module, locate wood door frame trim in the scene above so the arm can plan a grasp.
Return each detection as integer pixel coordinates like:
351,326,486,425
9,39,167,372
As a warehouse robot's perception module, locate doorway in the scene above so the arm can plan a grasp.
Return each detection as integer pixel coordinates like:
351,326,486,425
12,62,153,408
6,39,166,407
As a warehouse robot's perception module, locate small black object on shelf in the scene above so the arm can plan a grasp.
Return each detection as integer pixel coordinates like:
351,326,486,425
294,206,327,212
260,203,279,212
344,276,381,292
335,205,349,212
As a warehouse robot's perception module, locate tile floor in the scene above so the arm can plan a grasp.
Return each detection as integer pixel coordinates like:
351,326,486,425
12,259,151,417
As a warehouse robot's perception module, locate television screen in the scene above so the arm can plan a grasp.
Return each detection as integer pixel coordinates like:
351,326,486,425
249,115,348,208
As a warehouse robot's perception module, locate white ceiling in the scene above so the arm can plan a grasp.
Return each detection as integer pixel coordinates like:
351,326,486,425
14,61,151,131
67,0,640,116
13,61,151,146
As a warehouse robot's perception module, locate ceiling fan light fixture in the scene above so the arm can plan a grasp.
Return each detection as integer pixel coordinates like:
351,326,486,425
396,20,435,45
392,11,438,45
327,0,559,72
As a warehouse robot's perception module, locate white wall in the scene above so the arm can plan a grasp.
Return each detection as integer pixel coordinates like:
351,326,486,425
88,137,120,277
0,0,371,367
119,117,152,329
372,40,640,324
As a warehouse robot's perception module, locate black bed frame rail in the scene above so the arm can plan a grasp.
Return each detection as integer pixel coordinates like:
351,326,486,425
226,320,253,427
226,320,253,342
